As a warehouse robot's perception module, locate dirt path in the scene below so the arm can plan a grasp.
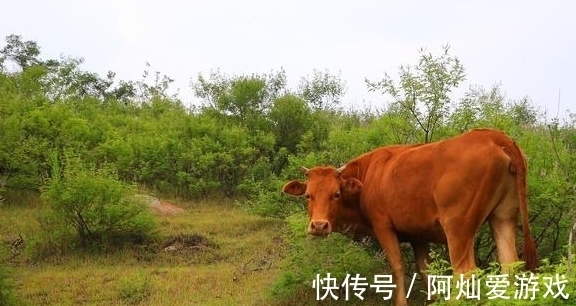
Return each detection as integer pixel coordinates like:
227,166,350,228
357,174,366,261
134,194,185,215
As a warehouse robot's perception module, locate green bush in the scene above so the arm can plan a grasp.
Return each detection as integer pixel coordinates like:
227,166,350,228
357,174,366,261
41,153,156,249
270,213,384,303
243,178,304,218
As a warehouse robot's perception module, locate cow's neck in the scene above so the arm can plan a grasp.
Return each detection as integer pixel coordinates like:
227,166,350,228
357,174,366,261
335,196,373,240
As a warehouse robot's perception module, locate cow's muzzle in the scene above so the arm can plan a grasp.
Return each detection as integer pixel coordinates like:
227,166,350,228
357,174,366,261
307,220,332,236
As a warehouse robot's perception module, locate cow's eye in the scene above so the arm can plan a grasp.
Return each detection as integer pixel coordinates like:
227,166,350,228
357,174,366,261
334,192,341,199
305,194,311,200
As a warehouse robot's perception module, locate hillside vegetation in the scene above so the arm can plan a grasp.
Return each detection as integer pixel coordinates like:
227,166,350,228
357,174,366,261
1,35,575,305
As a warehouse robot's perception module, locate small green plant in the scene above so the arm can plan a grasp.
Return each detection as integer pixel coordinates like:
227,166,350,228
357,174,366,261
426,248,453,276
117,273,151,305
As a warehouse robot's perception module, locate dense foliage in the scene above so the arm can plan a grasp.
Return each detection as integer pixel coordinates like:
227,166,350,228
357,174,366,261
1,35,575,303
271,213,386,304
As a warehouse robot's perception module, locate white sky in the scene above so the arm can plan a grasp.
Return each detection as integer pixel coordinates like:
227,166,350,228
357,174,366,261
1,0,575,118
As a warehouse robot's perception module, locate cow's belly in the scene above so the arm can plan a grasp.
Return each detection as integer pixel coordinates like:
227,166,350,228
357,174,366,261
397,223,447,244
391,211,447,244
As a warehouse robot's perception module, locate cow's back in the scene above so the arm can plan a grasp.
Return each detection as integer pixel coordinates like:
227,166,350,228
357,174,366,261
354,129,519,243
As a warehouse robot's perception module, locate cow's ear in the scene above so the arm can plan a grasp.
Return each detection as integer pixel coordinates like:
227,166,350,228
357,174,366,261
282,180,307,196
342,178,363,195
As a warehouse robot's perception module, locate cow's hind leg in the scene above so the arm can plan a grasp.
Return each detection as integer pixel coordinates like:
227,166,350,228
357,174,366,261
435,170,504,274
439,212,481,274
411,241,434,303
411,241,430,286
488,194,520,273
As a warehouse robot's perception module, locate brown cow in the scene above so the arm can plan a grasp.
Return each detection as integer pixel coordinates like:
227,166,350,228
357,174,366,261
283,129,538,306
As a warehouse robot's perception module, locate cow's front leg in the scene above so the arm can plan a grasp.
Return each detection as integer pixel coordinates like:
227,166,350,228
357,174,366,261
373,226,408,306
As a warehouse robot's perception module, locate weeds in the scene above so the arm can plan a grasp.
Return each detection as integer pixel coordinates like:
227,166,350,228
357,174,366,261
0,248,16,306
117,273,151,305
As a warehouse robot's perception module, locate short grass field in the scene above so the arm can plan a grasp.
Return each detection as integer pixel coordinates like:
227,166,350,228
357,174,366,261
4,193,568,306
1,193,291,306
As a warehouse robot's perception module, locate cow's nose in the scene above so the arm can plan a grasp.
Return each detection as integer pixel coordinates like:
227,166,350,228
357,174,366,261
308,220,331,235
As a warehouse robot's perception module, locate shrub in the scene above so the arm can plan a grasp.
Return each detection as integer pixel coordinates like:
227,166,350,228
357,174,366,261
243,177,305,218
41,153,156,249
270,213,384,303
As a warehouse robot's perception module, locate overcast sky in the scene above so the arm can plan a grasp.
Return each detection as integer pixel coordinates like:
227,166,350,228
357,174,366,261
1,0,575,118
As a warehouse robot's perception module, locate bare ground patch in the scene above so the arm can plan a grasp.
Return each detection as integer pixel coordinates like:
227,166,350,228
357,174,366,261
161,233,218,253
133,194,185,215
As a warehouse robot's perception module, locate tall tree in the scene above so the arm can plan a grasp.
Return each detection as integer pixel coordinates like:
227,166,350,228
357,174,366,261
298,69,346,111
0,34,41,70
193,69,286,130
269,94,312,154
366,45,466,143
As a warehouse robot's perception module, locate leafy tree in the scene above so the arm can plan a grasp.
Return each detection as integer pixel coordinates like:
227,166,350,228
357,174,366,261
1,35,151,105
367,45,466,143
135,62,176,102
269,94,312,154
0,34,41,70
41,56,137,102
0,72,52,189
298,69,346,111
465,84,513,130
193,69,286,130
507,97,538,126
376,102,421,144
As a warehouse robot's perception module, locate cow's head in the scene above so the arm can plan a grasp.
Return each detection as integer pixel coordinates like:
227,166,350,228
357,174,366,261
282,166,364,236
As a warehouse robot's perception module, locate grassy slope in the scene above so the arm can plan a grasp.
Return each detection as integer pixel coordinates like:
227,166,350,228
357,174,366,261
4,194,570,305
1,195,287,306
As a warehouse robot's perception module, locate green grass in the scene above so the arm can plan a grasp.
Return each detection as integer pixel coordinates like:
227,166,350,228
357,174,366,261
0,195,287,305
0,194,446,306
6,193,570,306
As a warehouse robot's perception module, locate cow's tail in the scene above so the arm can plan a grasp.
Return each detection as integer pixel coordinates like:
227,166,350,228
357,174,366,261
507,139,538,271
